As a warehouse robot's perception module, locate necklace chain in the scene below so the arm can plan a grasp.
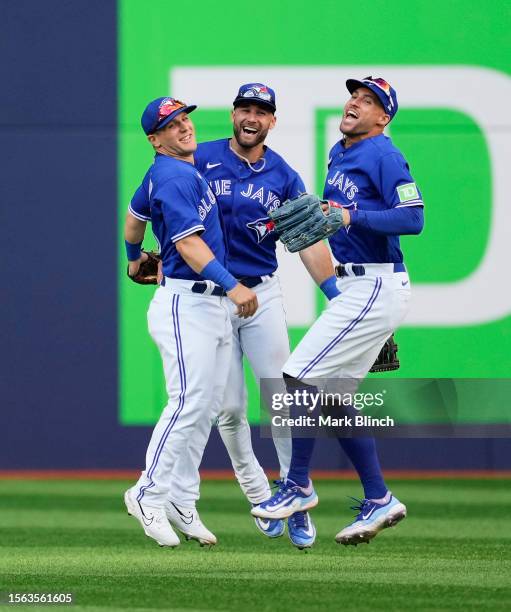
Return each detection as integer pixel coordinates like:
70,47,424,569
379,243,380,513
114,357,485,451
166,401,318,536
229,140,266,173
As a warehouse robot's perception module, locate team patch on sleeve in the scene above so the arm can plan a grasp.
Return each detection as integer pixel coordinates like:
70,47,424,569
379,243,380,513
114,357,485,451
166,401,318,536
397,183,419,203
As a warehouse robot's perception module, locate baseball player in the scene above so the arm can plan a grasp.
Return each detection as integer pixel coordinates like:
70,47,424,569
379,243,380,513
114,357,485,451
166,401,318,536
252,77,424,546
129,84,337,549
123,96,259,547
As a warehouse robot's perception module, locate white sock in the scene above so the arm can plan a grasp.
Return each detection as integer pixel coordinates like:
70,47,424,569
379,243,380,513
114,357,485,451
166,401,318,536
370,490,391,504
299,480,314,496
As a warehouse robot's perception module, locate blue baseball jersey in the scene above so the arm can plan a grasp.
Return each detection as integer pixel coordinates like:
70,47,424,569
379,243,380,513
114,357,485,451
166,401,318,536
129,139,305,278
193,139,305,277
132,153,226,281
325,134,423,264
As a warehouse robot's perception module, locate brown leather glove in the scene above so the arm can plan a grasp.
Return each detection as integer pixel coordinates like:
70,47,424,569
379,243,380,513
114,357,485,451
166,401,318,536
127,251,161,285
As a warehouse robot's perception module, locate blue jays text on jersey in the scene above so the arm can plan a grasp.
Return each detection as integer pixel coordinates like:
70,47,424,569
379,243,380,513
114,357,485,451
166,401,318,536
130,139,305,279
135,153,227,281
195,139,305,277
324,134,423,264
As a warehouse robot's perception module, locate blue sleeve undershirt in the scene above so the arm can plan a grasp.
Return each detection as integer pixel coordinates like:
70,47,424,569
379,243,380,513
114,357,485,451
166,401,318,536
349,206,424,236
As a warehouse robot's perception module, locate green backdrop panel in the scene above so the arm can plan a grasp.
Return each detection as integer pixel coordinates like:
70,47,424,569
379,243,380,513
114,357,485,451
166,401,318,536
118,0,511,425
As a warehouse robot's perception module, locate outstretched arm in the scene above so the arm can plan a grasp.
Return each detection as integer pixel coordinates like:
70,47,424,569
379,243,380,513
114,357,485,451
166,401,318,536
299,241,340,301
299,241,335,285
346,205,424,236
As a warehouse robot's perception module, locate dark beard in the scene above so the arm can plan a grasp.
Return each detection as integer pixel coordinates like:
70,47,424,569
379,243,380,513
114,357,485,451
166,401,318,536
233,124,268,150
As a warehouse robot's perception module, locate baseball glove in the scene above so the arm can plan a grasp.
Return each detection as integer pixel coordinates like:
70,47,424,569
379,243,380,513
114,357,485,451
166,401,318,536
269,194,345,252
369,334,400,373
127,250,161,285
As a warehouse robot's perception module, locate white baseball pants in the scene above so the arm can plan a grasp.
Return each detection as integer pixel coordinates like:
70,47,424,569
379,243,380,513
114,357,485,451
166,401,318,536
285,265,411,381
134,281,232,508
168,275,292,506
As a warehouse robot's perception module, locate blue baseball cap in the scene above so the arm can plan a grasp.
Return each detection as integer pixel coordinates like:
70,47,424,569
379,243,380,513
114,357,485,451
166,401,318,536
233,83,276,112
346,76,398,120
141,97,197,135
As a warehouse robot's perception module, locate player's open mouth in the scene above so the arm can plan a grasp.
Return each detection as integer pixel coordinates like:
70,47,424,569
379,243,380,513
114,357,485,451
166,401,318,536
242,126,258,135
180,133,193,143
345,109,358,119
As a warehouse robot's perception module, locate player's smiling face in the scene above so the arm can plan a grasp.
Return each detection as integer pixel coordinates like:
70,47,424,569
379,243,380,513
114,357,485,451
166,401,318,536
147,112,197,161
231,103,276,150
340,87,390,144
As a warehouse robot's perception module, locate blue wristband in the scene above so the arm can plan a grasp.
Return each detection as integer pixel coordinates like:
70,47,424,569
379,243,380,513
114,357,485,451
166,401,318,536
201,259,237,292
125,240,142,262
320,275,340,300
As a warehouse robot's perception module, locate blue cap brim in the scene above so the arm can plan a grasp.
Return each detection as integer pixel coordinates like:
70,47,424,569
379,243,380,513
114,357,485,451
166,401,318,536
152,105,197,134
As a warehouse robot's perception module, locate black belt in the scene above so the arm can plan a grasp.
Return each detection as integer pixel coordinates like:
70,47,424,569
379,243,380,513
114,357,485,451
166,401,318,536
191,283,226,296
335,264,365,277
335,263,406,277
191,274,273,296
239,273,273,288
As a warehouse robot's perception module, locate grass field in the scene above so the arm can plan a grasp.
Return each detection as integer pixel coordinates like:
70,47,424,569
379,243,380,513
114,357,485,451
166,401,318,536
1,478,510,611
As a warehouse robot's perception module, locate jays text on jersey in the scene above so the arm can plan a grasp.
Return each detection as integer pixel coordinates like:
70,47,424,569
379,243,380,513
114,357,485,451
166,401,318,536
194,139,305,277
325,134,423,264
130,139,305,279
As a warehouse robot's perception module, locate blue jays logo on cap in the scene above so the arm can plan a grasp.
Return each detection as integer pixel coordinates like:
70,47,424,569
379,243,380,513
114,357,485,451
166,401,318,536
346,76,398,120
141,96,197,135
233,83,277,112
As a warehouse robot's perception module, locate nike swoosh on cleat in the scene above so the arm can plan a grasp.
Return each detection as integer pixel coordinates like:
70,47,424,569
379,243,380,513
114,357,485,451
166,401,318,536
265,497,297,511
206,162,222,169
362,507,377,520
401,280,409,286
303,522,315,537
138,500,154,526
258,519,270,529
171,502,194,525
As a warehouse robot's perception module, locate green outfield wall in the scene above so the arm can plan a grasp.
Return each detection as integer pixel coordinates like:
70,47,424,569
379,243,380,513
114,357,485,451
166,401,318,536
118,0,511,425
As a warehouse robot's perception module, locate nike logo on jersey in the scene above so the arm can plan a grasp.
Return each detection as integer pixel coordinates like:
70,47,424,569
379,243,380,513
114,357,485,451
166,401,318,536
206,162,222,169
171,502,194,525
247,217,276,243
401,280,409,286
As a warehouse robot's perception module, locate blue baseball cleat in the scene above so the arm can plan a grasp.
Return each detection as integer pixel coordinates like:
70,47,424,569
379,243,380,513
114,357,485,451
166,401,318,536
251,479,318,520
253,515,285,538
335,493,407,546
288,511,316,550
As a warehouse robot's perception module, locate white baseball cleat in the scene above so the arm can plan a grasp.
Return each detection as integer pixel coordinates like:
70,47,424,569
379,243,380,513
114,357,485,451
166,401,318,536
165,501,217,546
253,516,285,538
288,511,316,550
335,494,407,546
251,479,318,520
124,489,180,548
